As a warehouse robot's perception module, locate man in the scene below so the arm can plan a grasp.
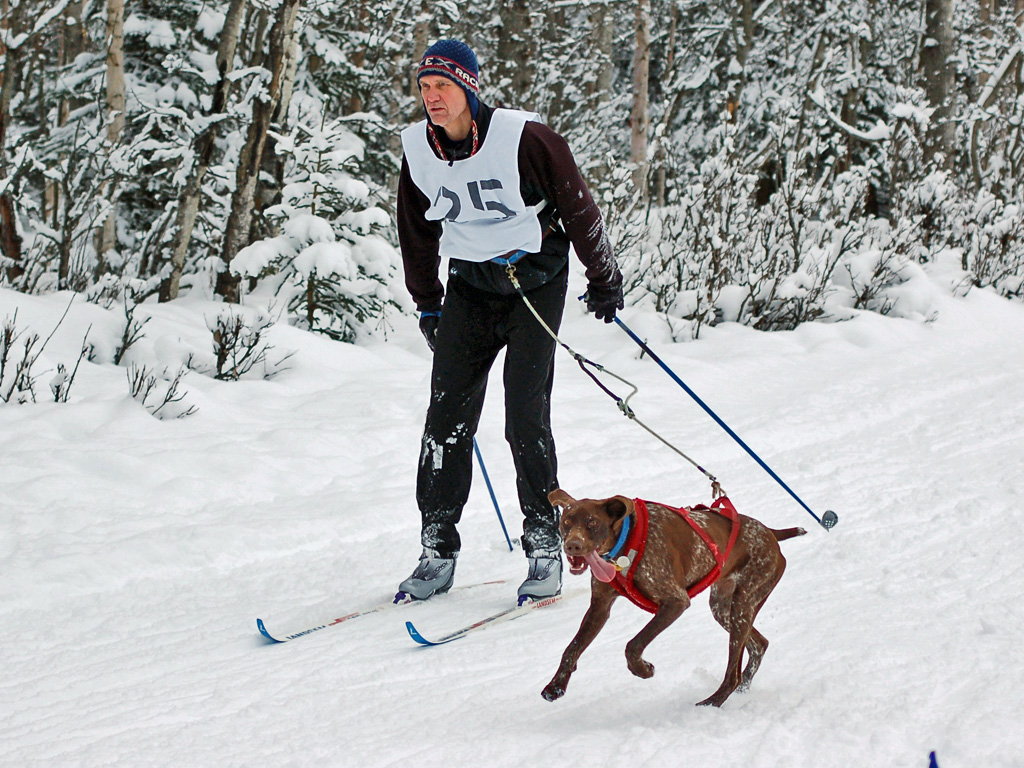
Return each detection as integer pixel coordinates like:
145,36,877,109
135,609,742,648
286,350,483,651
395,39,623,605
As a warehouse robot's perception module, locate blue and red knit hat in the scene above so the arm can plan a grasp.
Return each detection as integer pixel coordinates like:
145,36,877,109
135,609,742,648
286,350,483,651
417,39,480,117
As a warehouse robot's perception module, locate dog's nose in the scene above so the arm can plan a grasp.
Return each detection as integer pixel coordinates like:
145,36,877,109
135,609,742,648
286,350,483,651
563,536,587,557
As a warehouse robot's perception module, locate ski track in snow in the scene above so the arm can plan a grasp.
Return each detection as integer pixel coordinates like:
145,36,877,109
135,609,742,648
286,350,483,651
1,274,1023,767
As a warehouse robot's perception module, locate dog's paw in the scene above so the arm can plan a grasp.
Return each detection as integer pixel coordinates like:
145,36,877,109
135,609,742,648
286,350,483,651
541,683,565,702
695,695,725,708
627,657,655,679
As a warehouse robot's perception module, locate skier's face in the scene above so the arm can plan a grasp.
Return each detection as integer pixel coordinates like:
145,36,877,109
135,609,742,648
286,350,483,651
419,75,472,140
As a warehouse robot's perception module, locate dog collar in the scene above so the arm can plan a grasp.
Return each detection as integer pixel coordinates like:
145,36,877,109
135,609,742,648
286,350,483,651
603,514,632,571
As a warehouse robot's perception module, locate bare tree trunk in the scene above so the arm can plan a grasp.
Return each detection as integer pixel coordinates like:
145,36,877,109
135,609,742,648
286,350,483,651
969,13,1024,188
0,0,23,281
653,2,679,206
496,0,533,105
217,0,303,303
588,1,614,104
161,0,248,302
728,0,754,120
240,4,269,69
251,24,301,245
95,0,125,278
839,0,876,171
45,0,88,231
347,1,368,114
979,0,995,27
920,0,956,170
543,5,568,123
409,0,430,106
60,0,88,121
631,0,651,198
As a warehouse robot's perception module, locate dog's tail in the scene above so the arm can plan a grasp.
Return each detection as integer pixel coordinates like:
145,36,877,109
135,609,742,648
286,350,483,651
771,526,807,542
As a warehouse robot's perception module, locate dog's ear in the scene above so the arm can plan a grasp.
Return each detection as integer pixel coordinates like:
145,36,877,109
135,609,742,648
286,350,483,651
604,496,633,521
548,489,576,509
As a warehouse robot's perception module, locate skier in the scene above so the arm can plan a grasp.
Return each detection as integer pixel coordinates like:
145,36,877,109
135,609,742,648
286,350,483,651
396,39,624,604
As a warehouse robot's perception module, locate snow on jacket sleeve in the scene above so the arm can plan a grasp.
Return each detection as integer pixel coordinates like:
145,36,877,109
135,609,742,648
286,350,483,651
396,155,445,313
518,122,622,293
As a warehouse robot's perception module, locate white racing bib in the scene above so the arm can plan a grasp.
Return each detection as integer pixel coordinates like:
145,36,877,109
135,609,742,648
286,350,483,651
402,109,545,263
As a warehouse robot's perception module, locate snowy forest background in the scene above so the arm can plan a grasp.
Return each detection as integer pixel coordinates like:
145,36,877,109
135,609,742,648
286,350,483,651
1,0,1023,369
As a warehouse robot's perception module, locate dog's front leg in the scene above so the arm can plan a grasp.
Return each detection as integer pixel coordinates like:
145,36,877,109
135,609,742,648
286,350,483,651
625,598,688,679
542,585,617,701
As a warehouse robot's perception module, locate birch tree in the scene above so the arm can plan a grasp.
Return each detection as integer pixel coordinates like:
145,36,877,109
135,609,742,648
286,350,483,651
96,0,125,270
0,0,25,280
161,0,248,302
217,0,303,303
250,15,300,245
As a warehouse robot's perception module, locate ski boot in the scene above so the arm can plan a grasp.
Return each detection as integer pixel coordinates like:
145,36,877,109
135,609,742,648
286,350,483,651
395,548,457,603
517,552,562,606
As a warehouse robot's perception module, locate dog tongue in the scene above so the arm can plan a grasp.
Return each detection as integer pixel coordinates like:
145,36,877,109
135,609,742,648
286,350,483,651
584,551,618,583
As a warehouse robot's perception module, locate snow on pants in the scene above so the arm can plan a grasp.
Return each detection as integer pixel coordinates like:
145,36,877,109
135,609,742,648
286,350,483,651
416,268,568,558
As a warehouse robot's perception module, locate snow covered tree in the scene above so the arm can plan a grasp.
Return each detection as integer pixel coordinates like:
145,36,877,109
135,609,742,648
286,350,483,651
0,0,1021,340
229,102,403,342
217,0,303,304
920,0,956,170
162,0,248,302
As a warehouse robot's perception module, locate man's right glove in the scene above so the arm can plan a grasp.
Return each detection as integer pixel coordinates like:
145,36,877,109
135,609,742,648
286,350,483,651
419,311,441,352
585,281,624,323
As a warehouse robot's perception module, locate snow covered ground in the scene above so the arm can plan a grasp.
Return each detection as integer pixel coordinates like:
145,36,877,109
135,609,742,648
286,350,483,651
1,265,1022,767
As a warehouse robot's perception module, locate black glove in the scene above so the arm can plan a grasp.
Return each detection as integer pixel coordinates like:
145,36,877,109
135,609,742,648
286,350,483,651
419,312,440,352
585,281,624,323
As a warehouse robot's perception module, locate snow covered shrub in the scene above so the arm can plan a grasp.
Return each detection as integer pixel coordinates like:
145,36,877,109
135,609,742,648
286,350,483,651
894,170,962,265
623,155,746,339
0,313,43,403
127,363,196,419
891,173,1024,300
831,215,934,318
736,191,854,332
49,354,88,403
112,294,151,366
960,194,1024,299
231,106,403,342
623,145,860,335
0,308,88,404
12,127,117,295
202,308,286,382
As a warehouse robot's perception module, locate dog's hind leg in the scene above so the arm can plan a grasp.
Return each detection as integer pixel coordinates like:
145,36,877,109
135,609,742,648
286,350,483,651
699,576,748,707
697,602,753,707
738,553,787,692
701,555,786,706
737,627,767,692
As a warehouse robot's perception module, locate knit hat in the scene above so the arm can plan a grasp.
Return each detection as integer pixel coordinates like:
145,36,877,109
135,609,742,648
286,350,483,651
417,39,480,118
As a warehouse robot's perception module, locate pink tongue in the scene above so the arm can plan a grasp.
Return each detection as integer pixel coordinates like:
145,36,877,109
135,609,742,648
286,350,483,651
584,551,618,583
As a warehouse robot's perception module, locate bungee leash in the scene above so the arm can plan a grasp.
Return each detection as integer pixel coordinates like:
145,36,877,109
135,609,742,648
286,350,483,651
497,252,836,530
500,260,723,496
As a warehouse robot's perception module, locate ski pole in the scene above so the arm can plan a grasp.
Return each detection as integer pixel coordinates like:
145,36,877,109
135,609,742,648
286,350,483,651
612,316,838,530
473,437,514,551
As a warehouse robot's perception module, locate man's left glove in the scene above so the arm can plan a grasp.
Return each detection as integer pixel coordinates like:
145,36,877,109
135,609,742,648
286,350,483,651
419,311,441,352
585,282,624,323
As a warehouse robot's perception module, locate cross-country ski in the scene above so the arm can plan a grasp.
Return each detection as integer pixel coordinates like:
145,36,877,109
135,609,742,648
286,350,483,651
405,593,566,647
257,580,508,643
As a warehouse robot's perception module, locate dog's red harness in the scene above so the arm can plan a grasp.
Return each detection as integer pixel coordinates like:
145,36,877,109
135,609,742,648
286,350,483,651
608,496,741,614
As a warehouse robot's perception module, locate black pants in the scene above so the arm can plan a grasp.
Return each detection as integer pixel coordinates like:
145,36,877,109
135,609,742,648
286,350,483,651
417,268,568,558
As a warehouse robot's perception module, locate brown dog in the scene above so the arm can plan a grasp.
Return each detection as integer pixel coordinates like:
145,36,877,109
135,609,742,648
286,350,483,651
542,488,806,707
